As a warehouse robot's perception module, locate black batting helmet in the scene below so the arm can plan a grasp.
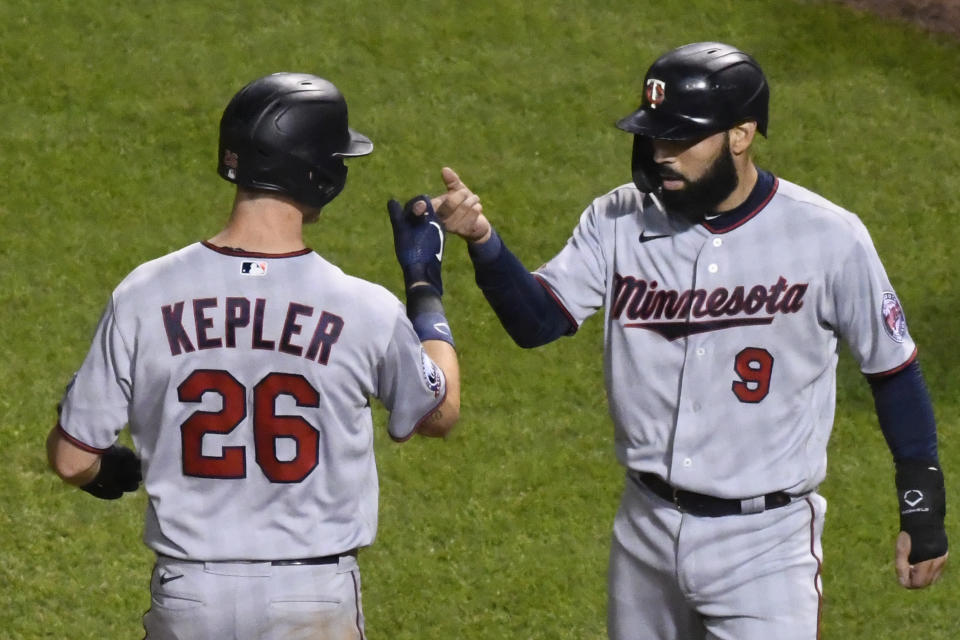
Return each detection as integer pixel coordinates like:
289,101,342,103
218,73,373,209
616,42,769,193
617,42,768,140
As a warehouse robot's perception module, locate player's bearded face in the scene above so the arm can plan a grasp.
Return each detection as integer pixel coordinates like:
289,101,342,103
656,134,739,220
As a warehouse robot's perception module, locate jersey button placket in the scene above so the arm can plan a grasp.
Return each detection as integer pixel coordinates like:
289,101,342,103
671,232,715,483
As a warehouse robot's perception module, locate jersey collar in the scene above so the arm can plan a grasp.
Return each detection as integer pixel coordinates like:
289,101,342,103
702,169,778,234
201,241,313,259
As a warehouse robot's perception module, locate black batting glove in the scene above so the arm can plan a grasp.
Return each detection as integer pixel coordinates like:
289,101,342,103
387,195,444,296
896,459,948,563
81,445,142,500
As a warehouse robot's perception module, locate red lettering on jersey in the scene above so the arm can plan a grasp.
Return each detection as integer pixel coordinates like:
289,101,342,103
765,277,788,314
179,369,247,479
163,297,344,366
720,286,745,315
253,373,320,483
744,285,767,313
193,298,222,350
647,289,679,319
279,303,314,357
252,298,275,350
610,272,808,339
224,297,250,348
305,312,344,364
705,288,729,317
781,284,808,312
161,301,196,356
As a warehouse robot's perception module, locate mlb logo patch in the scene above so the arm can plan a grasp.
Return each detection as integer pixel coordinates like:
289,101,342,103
241,261,268,276
881,291,907,343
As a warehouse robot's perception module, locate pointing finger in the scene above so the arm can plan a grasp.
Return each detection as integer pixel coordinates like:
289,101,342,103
441,166,466,191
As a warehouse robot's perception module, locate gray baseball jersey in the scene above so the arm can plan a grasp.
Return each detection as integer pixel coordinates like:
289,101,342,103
535,176,915,499
58,242,446,561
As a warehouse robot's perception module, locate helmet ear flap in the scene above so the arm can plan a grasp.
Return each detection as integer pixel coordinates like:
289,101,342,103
630,136,661,194
304,159,348,209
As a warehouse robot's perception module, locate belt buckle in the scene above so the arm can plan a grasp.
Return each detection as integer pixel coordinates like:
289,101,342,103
672,487,684,511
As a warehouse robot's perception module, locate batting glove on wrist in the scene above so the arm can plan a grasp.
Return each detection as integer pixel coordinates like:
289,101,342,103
81,445,142,500
896,460,948,563
387,195,444,296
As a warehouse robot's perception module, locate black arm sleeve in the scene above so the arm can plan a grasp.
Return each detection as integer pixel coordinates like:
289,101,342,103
868,360,938,463
467,229,575,348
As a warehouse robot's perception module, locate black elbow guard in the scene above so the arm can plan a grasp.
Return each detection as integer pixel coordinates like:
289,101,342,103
81,445,142,500
896,459,948,563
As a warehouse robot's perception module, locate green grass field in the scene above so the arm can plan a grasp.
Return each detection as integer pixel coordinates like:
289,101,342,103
1,1,958,638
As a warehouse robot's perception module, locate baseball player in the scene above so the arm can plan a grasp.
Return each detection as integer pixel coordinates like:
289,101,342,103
431,43,947,639
46,72,460,639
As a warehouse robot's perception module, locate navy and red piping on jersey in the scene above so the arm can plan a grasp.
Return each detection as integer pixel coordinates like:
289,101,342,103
55,423,112,454
468,229,575,348
351,570,367,639
201,241,313,259
864,347,917,380
702,169,778,234
533,274,579,331
392,384,448,443
805,497,824,640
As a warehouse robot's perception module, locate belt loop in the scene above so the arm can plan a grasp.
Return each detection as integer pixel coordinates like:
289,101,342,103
739,496,766,514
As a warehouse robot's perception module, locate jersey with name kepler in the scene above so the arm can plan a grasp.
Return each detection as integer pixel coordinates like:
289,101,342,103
534,171,915,499
58,242,446,561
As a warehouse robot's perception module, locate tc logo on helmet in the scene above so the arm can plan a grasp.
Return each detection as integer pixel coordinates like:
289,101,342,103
645,79,666,108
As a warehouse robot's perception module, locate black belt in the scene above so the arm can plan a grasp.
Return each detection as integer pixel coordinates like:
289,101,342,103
272,549,357,566
271,555,339,566
158,549,357,566
634,473,792,517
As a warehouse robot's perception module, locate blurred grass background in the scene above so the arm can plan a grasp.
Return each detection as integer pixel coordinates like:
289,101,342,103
1,0,957,638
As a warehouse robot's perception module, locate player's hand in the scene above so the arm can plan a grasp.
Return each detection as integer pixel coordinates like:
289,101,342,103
431,167,491,244
387,195,444,295
895,531,948,589
80,445,142,500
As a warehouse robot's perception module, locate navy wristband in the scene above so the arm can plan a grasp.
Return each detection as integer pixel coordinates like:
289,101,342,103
467,228,503,264
406,286,454,346
411,311,455,346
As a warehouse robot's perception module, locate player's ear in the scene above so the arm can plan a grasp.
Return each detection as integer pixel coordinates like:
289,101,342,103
728,121,757,155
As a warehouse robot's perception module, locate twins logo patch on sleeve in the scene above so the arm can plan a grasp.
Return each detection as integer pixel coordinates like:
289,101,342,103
420,348,443,397
881,291,907,343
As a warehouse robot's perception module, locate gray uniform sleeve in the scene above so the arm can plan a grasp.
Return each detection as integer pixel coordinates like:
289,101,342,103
58,293,133,450
534,202,607,326
829,221,916,375
377,312,447,442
